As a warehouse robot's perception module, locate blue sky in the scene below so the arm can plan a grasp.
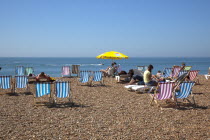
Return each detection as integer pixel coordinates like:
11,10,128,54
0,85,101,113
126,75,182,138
0,0,209,57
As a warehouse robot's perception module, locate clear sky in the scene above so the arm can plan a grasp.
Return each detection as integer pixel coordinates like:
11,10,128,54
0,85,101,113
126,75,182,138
0,0,209,57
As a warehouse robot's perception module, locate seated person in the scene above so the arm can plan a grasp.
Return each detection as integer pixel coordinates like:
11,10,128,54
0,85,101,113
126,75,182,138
100,62,117,77
127,74,143,85
143,65,158,86
36,72,50,81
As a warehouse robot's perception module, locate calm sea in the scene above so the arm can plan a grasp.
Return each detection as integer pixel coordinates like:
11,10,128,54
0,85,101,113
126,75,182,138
0,57,209,77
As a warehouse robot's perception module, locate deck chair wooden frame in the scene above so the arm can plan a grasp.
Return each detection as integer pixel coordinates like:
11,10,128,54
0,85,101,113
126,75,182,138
0,75,13,94
61,66,71,78
54,81,72,104
34,82,53,106
14,76,29,93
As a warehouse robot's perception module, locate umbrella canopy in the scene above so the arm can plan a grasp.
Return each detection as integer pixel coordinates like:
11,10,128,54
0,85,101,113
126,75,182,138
96,51,129,60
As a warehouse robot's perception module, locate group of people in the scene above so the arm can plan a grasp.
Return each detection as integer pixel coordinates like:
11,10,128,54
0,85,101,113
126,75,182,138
100,62,119,77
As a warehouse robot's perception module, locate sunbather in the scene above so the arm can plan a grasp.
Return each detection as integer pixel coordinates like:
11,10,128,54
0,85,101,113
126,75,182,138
36,72,51,81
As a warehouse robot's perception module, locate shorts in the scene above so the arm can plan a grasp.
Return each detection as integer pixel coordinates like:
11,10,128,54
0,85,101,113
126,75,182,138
133,75,143,81
145,80,157,86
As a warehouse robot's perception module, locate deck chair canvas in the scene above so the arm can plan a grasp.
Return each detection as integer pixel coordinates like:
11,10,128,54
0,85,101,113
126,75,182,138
174,81,196,107
34,82,52,105
15,66,25,76
78,71,92,85
184,66,192,71
162,68,172,78
72,65,80,77
188,70,200,84
171,66,181,78
204,67,210,80
25,67,34,76
14,76,29,93
150,82,175,108
91,71,104,86
0,76,13,94
54,81,72,104
61,66,71,77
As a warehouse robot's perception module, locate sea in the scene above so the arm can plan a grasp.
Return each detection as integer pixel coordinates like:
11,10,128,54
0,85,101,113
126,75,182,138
0,57,209,77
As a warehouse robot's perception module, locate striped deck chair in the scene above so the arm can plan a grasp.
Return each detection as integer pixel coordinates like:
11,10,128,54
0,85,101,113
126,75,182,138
162,68,172,78
150,82,175,108
78,71,92,85
72,65,80,77
14,76,29,93
0,76,13,93
25,67,34,76
34,82,52,105
174,81,196,107
61,66,71,77
184,66,192,71
188,70,200,84
204,67,210,80
54,81,72,103
178,70,188,77
15,66,25,76
171,66,181,78
91,71,104,86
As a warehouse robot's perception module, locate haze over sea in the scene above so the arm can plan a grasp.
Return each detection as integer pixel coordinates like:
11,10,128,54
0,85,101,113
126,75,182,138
0,57,209,77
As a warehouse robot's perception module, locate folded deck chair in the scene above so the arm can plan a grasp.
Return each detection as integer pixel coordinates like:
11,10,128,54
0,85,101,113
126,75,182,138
174,81,196,107
162,68,172,78
61,66,71,77
54,81,72,104
14,76,29,93
25,67,34,76
72,65,80,77
204,67,210,80
78,71,92,85
15,66,25,76
150,82,175,108
0,76,13,93
184,66,192,71
34,82,52,105
91,71,104,86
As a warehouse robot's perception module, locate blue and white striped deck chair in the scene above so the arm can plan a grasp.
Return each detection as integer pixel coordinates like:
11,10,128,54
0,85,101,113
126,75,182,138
54,81,72,103
34,82,52,105
178,70,188,77
0,76,13,93
14,76,29,93
162,68,172,78
78,71,91,85
15,66,25,76
174,81,196,107
61,66,71,77
25,67,34,76
91,71,104,86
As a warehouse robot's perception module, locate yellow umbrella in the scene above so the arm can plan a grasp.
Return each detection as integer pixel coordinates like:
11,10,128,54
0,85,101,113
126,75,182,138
96,51,129,60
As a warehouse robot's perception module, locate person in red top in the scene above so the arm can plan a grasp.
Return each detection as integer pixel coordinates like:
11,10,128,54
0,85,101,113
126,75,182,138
36,72,50,81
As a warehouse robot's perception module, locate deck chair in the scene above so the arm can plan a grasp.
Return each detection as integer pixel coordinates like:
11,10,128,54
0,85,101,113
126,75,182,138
61,66,71,77
150,82,175,108
72,65,80,77
34,82,52,105
204,67,210,80
15,66,25,76
189,70,199,83
78,71,92,85
174,81,196,107
177,70,188,77
0,76,13,94
90,71,104,86
184,66,192,71
137,66,147,71
54,81,72,104
171,66,181,78
14,76,29,93
25,67,34,76
162,68,172,78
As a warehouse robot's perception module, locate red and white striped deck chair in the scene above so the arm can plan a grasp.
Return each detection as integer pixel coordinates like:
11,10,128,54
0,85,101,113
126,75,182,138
188,70,200,84
150,82,175,108
171,66,181,78
61,66,71,77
